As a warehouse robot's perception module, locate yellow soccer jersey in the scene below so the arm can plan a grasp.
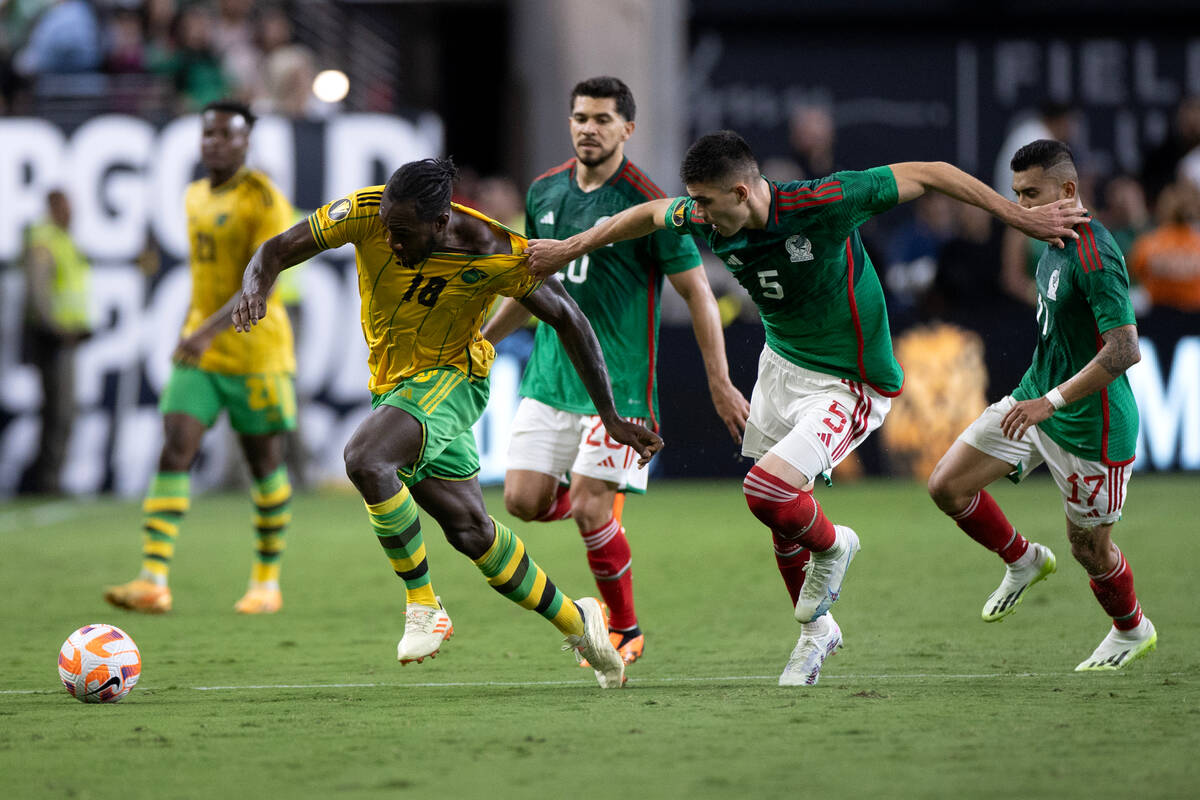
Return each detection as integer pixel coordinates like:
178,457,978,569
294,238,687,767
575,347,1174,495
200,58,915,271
182,167,295,374
308,189,541,393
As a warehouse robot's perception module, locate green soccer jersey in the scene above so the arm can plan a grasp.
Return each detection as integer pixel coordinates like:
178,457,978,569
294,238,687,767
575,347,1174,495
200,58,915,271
519,157,703,422
664,167,903,394
1012,217,1138,465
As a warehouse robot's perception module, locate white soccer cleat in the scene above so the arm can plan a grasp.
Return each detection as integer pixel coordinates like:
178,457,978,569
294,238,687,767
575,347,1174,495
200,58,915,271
794,526,860,623
397,597,453,665
779,613,843,686
982,543,1056,622
1075,617,1157,672
564,597,626,689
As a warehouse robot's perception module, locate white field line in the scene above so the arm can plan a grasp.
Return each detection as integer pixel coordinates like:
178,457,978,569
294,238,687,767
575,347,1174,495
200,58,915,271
5,671,1189,695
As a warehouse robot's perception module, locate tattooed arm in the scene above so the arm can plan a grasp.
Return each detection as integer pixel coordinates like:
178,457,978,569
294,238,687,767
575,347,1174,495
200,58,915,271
1001,324,1140,439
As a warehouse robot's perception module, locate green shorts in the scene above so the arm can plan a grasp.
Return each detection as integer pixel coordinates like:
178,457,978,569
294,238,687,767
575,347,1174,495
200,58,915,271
160,364,297,435
372,367,489,487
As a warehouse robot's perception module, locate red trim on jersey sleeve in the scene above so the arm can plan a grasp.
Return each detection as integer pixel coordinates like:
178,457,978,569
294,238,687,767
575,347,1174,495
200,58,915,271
1092,323,1134,466
533,158,575,183
1076,223,1104,273
620,161,667,200
777,182,843,206
844,237,903,398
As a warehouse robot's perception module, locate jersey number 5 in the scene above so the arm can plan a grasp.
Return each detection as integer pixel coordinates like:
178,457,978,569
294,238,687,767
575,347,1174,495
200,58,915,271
758,270,784,299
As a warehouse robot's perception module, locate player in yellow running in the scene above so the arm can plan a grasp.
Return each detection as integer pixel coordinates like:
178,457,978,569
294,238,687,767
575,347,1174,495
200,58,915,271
105,101,297,616
232,158,662,688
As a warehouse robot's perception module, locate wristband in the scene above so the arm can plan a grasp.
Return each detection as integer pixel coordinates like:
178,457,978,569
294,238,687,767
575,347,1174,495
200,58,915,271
1044,388,1066,410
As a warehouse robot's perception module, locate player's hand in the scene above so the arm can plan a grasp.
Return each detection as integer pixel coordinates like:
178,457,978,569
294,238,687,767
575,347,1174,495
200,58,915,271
172,330,214,365
1000,397,1055,440
604,418,664,467
1019,198,1089,249
711,380,750,444
232,291,267,332
524,238,576,280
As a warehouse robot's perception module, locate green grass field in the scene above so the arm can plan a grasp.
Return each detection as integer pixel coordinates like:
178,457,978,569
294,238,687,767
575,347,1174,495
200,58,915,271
2,474,1197,799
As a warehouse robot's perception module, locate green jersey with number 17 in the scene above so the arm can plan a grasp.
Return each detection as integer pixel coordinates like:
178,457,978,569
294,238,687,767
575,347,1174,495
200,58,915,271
664,167,903,395
1012,217,1138,465
519,157,703,423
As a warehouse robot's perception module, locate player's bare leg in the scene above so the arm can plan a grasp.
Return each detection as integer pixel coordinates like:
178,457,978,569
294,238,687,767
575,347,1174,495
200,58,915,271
929,441,1056,622
233,433,291,614
1067,519,1155,671
104,413,207,613
503,469,569,521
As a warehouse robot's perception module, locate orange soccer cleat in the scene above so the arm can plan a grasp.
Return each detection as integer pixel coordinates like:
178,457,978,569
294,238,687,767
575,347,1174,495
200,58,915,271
103,579,173,614
234,585,283,614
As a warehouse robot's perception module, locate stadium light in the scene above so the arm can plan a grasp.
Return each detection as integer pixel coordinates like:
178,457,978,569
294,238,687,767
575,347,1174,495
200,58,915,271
312,70,350,104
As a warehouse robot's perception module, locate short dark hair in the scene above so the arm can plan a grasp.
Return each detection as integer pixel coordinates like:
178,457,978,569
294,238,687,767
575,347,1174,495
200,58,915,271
202,99,256,128
680,130,759,186
1010,139,1077,180
384,157,459,221
571,76,635,122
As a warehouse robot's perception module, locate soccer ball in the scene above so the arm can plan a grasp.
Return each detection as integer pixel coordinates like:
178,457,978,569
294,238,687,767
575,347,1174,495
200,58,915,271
58,624,142,703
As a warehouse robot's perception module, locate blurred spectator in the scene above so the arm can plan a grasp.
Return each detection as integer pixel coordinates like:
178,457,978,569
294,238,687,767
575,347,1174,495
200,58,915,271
1128,180,1200,313
103,6,145,73
474,175,524,232
1140,95,1200,207
788,104,836,180
143,0,175,61
151,3,228,111
12,0,102,76
211,0,257,100
883,192,956,318
253,5,322,118
999,225,1042,306
1099,173,1151,256
22,189,92,494
924,204,1004,320
992,102,1079,196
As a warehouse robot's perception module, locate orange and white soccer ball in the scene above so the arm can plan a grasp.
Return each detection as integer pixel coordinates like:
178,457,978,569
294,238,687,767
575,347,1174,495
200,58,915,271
58,624,142,703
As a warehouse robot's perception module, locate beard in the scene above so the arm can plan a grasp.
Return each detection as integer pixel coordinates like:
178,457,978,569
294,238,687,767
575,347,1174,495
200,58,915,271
575,142,618,168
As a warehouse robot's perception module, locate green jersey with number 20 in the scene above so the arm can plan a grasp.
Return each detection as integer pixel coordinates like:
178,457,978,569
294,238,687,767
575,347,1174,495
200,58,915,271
519,157,702,423
665,167,903,395
1012,217,1138,465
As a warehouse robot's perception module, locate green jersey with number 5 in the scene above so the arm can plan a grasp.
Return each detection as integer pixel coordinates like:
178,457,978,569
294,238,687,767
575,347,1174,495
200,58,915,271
664,167,903,395
520,158,702,423
1012,217,1138,465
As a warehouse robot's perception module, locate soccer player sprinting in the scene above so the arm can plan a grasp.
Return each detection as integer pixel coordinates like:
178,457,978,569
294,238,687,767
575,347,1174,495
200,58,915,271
928,140,1155,671
482,77,749,667
526,130,1086,685
105,101,297,616
232,158,662,688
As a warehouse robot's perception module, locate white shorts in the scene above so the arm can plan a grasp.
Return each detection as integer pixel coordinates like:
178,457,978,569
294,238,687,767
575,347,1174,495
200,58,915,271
506,397,650,493
741,348,892,483
958,395,1131,528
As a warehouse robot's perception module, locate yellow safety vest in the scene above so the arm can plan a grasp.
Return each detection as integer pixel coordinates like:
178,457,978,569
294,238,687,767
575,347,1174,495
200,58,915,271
27,221,91,331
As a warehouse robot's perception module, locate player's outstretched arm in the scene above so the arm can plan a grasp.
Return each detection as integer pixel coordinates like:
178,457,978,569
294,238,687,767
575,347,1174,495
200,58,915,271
518,278,664,465
1001,324,1141,440
667,266,750,443
889,161,1089,249
525,197,673,280
481,297,533,345
233,219,323,332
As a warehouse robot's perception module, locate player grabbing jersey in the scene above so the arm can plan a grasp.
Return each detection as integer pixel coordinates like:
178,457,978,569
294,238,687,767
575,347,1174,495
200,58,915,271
105,100,297,616
483,77,748,668
233,158,663,689
928,139,1155,672
526,130,1086,685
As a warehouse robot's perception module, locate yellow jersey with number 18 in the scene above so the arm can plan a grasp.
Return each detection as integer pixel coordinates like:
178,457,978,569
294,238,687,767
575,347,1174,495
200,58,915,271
182,167,295,374
307,189,541,394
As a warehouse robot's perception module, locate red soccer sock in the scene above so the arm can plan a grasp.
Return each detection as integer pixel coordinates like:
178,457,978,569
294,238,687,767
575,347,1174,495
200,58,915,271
1089,548,1143,631
743,465,836,551
581,518,636,630
772,531,811,607
535,484,572,522
950,490,1029,563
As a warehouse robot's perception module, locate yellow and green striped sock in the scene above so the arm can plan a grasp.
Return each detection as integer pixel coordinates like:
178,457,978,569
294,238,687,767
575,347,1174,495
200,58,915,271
250,466,292,586
366,487,438,608
473,518,584,637
139,471,189,586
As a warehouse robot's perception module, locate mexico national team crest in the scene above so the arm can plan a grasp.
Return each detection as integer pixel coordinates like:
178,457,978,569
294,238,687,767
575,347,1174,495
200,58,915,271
328,198,351,221
1047,268,1060,301
785,234,813,263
